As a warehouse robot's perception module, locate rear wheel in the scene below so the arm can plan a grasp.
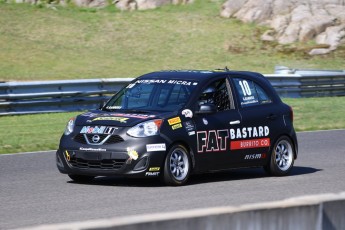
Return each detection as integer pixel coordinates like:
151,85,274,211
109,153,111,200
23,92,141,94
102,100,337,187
163,144,191,186
265,136,295,176
68,174,95,183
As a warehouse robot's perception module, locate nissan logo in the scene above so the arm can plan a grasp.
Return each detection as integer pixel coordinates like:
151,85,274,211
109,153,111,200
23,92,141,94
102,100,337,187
92,135,101,143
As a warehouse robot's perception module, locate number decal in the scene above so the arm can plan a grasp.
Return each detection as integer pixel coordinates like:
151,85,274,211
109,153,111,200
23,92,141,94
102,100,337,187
239,80,252,96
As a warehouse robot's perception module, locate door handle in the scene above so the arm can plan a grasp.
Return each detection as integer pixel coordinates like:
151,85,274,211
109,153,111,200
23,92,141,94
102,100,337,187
267,114,277,120
229,120,241,125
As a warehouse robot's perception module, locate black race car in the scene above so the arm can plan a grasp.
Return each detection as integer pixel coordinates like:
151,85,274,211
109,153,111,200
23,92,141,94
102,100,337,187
56,69,298,186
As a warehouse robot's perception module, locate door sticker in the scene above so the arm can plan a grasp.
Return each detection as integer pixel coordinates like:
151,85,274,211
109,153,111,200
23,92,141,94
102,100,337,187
230,138,270,150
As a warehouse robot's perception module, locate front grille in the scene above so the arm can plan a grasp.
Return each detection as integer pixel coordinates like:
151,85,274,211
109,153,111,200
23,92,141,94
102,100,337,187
74,134,124,145
105,135,125,144
74,134,87,144
69,157,127,170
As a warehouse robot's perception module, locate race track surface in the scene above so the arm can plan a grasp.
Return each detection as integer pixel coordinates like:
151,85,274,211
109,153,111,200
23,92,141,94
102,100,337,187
1,130,345,229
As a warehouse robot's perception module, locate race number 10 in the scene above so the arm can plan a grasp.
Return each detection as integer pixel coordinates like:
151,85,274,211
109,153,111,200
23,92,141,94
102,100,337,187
239,80,252,96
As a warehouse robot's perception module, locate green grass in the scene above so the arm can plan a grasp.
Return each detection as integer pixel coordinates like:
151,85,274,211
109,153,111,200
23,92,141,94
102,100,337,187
0,112,80,154
0,97,344,154
0,0,344,81
283,97,345,132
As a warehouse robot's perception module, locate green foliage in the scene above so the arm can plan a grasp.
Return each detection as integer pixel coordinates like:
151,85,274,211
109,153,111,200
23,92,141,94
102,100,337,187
0,0,344,81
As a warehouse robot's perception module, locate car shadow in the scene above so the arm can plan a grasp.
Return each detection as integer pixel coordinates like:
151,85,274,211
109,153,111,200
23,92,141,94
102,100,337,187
187,166,322,186
67,166,321,187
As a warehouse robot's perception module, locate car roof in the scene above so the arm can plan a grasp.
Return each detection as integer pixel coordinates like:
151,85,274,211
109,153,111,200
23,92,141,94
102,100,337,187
138,69,280,102
139,69,268,84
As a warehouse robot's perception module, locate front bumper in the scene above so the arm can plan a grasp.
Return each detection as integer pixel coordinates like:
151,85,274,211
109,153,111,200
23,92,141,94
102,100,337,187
56,148,166,178
56,134,168,178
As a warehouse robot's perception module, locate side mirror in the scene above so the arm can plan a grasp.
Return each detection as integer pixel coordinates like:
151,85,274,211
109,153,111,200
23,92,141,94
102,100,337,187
195,104,217,114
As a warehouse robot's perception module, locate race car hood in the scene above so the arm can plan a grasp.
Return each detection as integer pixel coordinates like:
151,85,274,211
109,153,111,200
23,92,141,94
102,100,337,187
75,110,176,127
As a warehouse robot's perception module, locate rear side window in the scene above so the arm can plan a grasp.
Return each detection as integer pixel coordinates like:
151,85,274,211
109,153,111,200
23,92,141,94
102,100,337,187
233,78,271,107
255,84,272,104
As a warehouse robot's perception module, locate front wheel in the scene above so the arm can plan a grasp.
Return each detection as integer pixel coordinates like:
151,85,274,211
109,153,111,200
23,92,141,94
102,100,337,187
163,144,191,186
68,174,95,183
264,136,295,176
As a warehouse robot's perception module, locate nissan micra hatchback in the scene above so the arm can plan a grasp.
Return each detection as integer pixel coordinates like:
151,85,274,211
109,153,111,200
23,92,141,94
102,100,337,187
57,70,298,186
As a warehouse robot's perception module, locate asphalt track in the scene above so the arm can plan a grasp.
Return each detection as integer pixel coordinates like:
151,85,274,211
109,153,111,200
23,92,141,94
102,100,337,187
1,130,345,229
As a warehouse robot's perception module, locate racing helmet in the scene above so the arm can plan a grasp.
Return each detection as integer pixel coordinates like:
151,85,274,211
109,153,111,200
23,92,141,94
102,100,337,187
199,86,216,103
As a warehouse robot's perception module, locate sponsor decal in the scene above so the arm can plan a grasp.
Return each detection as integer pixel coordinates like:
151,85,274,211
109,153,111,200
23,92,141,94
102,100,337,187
80,126,106,134
127,147,139,160
92,117,129,123
136,79,197,86
182,109,193,118
236,80,259,105
172,123,182,130
244,153,267,160
105,106,122,110
81,112,155,119
188,131,196,136
111,113,155,119
126,83,136,89
80,126,116,135
168,117,181,125
104,127,117,134
65,150,71,161
79,147,107,152
197,130,229,153
149,167,160,172
197,126,270,153
231,138,270,150
146,143,166,152
229,126,269,139
202,118,208,125
241,99,259,106
183,121,196,132
145,172,160,176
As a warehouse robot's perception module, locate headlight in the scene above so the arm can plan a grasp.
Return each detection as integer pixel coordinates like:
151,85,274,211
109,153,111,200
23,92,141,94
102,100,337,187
64,117,75,135
127,119,163,137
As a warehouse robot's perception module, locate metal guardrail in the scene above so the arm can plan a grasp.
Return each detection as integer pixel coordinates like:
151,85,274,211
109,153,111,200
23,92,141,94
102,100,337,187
0,78,133,116
0,71,344,116
265,74,345,98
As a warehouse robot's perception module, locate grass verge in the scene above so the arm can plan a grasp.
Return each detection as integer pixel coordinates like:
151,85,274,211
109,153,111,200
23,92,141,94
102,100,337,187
0,0,344,81
0,97,344,154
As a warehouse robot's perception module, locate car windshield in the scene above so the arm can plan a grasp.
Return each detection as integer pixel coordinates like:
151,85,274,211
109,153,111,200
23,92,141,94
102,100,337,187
103,79,199,112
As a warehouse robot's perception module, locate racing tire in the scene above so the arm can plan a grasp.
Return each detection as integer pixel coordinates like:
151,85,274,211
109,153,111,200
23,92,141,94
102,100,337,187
264,136,295,176
163,144,191,186
68,174,95,183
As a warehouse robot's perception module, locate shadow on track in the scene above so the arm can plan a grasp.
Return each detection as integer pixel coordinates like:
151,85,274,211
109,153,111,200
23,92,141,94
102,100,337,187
67,166,321,187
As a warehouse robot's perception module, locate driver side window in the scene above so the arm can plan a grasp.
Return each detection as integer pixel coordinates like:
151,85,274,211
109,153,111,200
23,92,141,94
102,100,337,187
198,78,234,111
